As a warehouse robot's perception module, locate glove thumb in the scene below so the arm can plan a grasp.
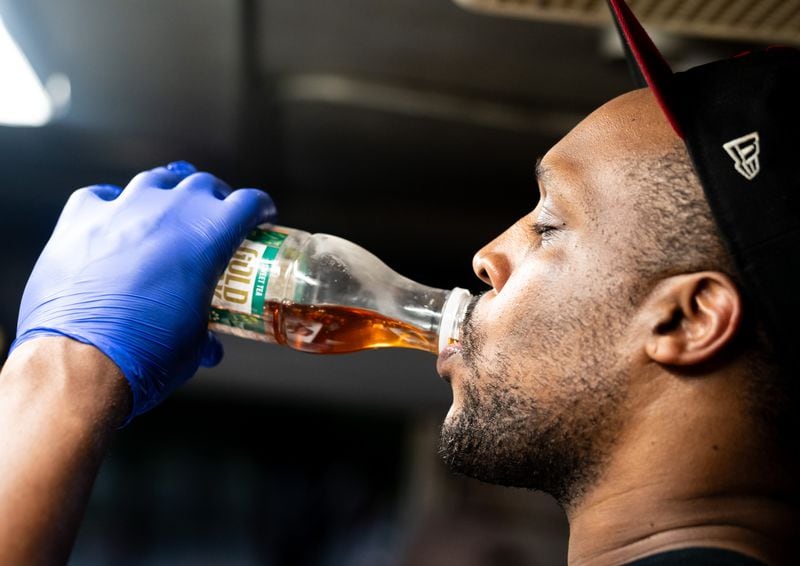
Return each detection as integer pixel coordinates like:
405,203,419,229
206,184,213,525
199,330,224,368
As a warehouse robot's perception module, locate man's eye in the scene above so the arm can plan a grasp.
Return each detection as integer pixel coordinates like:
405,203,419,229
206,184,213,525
531,222,558,240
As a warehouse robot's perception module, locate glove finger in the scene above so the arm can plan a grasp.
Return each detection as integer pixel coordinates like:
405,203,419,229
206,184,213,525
199,330,224,368
62,184,123,216
86,184,124,201
165,160,197,177
175,171,233,199
223,189,278,239
124,162,196,192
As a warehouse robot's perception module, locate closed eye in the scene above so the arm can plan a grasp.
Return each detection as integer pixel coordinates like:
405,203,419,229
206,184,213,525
531,222,558,240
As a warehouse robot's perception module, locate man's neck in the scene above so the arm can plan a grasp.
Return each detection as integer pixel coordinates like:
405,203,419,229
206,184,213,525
565,370,799,566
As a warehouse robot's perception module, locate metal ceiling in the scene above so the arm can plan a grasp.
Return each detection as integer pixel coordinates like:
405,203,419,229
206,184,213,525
454,0,800,44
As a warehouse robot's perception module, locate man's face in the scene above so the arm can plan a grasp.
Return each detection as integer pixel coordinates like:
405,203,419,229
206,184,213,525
437,89,680,503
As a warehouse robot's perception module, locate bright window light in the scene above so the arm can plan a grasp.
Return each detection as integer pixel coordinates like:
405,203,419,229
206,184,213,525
0,15,52,127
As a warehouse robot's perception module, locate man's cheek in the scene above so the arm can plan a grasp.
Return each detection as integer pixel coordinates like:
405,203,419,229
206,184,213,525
484,282,536,321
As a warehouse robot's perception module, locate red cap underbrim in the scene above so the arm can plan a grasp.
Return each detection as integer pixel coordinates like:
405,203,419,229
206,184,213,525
608,0,685,138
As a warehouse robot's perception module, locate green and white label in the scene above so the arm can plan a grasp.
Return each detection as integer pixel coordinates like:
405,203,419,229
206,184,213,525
210,228,288,338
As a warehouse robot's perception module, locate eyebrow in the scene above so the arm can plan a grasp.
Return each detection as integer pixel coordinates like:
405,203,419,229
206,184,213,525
534,156,576,214
534,156,587,218
534,156,552,195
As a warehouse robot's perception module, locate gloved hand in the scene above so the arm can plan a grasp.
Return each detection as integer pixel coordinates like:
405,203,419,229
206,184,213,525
11,161,277,422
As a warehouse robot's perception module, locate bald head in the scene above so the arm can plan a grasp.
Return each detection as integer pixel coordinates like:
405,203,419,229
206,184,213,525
551,88,681,163
539,88,732,290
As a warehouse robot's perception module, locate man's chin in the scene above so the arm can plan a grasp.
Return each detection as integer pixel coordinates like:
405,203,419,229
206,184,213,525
443,399,461,425
437,410,494,482
437,402,554,493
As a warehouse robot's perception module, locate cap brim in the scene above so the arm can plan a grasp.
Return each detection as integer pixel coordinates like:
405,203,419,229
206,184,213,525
607,0,684,138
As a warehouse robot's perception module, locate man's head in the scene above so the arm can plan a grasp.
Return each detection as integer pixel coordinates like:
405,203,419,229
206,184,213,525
437,0,800,511
436,87,787,506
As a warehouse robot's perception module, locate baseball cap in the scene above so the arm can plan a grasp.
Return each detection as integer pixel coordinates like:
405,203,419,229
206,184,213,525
607,0,800,372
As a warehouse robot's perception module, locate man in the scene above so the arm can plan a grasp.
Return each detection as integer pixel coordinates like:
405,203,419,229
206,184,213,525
1,1,798,564
437,2,800,564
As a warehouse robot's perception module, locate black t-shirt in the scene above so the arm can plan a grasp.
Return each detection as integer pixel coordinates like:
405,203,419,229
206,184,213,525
626,547,765,565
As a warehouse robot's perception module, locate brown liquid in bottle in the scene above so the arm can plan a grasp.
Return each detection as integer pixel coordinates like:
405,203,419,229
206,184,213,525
267,300,438,354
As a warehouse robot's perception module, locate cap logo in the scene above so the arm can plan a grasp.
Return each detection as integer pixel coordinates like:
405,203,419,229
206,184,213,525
723,132,760,181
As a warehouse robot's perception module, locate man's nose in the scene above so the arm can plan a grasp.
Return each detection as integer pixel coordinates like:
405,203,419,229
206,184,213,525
472,233,512,293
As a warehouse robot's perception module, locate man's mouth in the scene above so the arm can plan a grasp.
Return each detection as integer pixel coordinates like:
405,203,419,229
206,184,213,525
437,292,480,382
436,343,462,383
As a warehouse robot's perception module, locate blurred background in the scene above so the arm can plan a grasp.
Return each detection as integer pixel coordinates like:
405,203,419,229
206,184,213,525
0,0,794,564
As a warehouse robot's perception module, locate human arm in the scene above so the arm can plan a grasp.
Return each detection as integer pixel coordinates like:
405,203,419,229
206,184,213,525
0,338,128,565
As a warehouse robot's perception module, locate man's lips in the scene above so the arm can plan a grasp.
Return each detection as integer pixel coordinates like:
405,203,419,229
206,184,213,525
437,293,478,382
436,343,462,383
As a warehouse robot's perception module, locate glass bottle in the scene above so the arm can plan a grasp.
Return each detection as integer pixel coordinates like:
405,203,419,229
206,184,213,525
209,225,471,355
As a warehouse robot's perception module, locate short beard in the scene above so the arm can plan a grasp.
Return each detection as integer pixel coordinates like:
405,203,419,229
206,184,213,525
438,298,628,508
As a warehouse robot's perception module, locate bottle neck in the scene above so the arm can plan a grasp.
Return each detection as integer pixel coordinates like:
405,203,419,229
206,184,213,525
438,287,472,353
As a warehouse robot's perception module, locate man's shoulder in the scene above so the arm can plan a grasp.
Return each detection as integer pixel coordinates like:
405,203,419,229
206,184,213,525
625,547,765,565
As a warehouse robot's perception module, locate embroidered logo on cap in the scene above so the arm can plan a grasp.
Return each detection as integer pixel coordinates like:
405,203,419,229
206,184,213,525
723,132,760,181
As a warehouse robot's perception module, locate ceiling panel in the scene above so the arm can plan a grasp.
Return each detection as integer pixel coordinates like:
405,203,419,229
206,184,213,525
454,0,800,44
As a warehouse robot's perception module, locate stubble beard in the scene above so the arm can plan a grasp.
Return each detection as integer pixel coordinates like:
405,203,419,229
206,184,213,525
438,295,630,508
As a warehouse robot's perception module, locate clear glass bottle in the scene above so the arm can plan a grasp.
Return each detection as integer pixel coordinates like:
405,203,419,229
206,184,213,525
209,225,471,355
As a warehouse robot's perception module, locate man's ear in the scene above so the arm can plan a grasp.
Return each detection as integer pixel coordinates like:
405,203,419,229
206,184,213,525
644,272,742,366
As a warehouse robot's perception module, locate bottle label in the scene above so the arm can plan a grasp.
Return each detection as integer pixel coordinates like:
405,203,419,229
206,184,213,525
209,228,288,342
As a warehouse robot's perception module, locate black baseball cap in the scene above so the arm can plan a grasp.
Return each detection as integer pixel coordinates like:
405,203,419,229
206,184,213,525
607,0,800,372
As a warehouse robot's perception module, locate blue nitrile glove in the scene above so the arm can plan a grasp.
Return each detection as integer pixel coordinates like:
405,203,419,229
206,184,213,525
11,161,277,422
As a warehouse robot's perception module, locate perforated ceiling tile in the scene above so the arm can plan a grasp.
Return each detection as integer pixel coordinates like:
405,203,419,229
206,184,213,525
453,0,800,45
